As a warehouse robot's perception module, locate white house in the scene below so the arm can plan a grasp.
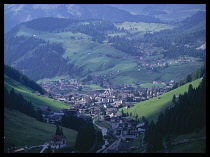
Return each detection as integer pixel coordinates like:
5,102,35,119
49,135,66,150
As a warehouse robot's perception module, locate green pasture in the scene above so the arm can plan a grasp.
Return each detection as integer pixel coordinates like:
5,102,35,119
139,83,165,88
4,108,77,147
16,25,90,44
160,62,203,82
119,78,202,123
114,22,175,34
4,75,70,112
37,75,71,83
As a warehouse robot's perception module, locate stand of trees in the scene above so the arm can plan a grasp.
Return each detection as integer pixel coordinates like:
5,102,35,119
4,35,46,64
4,87,38,119
61,115,102,152
144,72,206,152
108,36,143,56
25,17,78,32
4,64,46,95
4,34,86,81
171,62,206,90
61,19,117,43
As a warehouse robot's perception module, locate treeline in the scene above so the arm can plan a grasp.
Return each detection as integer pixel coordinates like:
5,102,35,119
59,19,117,43
181,11,206,29
4,35,46,64
4,34,85,81
144,74,206,152
61,115,103,152
106,11,205,59
4,64,46,95
171,62,206,90
4,87,39,119
25,17,117,44
108,35,143,56
143,13,206,60
25,17,79,32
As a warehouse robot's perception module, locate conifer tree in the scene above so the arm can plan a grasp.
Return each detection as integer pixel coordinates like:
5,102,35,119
56,125,61,135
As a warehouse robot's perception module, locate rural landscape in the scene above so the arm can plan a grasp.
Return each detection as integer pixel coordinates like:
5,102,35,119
4,4,206,153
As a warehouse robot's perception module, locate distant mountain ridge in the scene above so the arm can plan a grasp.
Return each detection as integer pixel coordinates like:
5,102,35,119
4,13,205,83
4,4,161,33
106,4,206,22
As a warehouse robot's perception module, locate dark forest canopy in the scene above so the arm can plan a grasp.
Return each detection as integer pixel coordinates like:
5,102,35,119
144,65,206,153
4,64,46,95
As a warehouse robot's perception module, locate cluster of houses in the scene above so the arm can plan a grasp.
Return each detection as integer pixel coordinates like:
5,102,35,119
36,78,177,152
39,79,80,93
38,78,176,125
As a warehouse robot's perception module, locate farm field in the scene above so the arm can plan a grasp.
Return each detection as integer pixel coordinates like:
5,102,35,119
15,21,204,85
4,108,77,147
119,78,202,123
4,75,70,112
114,22,175,34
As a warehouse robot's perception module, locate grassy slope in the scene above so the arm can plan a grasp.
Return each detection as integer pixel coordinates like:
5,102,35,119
4,74,70,112
15,23,203,85
4,108,77,147
120,78,202,123
163,126,206,153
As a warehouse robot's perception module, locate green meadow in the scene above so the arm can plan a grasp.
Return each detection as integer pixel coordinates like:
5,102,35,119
4,75,70,112
15,23,204,85
114,22,175,34
119,78,202,123
4,108,77,147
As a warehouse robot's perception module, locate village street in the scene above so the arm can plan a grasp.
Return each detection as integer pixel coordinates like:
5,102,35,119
92,119,110,153
40,143,49,153
102,138,121,153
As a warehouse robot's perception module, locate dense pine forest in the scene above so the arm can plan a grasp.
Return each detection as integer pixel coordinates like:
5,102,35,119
108,11,206,59
4,64,46,94
4,87,37,118
144,65,206,153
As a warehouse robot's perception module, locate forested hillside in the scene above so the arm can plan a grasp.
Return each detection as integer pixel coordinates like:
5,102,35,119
143,66,206,153
4,64,46,94
108,11,206,59
4,4,161,33
4,12,205,84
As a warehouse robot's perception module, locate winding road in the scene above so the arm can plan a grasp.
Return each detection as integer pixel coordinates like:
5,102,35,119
93,119,110,153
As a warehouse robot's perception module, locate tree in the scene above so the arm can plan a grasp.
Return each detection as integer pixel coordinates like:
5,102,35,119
78,86,83,91
135,114,138,121
36,108,43,122
60,127,64,136
121,109,125,117
165,62,169,68
56,125,61,135
185,74,192,83
172,95,176,104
